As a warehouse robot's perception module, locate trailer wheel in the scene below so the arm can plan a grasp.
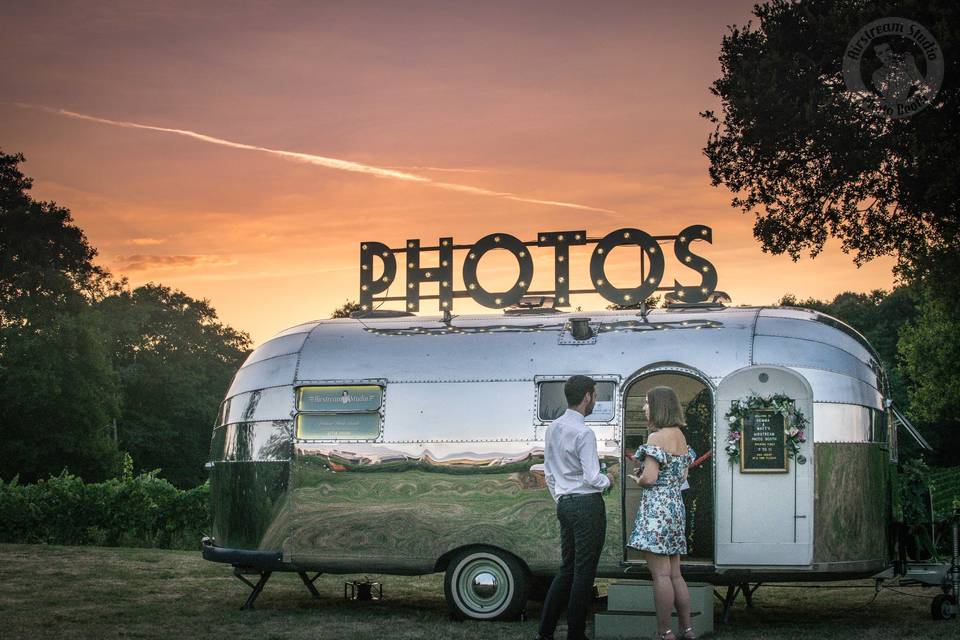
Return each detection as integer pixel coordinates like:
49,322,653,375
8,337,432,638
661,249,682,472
930,593,956,620
443,548,529,621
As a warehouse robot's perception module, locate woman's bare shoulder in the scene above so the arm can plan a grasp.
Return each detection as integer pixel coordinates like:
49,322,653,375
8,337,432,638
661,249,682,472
646,429,666,444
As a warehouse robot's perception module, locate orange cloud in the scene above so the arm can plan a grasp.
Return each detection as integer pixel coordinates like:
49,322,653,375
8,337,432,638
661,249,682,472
112,254,237,272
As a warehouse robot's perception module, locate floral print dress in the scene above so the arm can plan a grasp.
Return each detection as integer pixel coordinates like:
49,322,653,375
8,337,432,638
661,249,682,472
627,443,696,555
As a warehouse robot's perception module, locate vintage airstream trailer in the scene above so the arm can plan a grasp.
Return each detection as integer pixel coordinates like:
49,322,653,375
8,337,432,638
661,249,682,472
202,304,901,620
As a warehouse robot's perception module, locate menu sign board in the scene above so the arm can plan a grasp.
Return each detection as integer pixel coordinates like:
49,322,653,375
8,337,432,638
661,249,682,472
740,410,788,473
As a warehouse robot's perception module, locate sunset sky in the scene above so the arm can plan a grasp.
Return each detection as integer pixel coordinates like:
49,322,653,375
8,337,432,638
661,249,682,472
0,1,898,345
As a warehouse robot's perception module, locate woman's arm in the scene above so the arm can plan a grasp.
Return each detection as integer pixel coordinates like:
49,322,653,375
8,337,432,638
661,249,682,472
637,456,660,487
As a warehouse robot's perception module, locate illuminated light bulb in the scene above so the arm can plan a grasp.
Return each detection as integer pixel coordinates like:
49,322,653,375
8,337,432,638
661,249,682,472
678,290,686,297
701,287,708,293
648,247,657,255
361,264,369,270
558,256,565,262
409,283,415,289
559,297,565,303
558,276,565,283
442,301,449,307
701,229,708,235
425,271,432,278
408,262,414,268
519,251,526,257
361,305,368,310
648,278,656,284
381,276,388,282
408,303,415,309
558,234,565,241
575,234,581,240
362,244,368,250
494,236,501,243
409,242,415,248
685,256,692,263
680,236,686,242
495,298,502,305
597,279,605,286
442,260,448,266
469,253,476,259
442,240,449,246
519,281,526,287
598,248,605,254
361,285,368,291
624,231,631,238
469,283,476,290
442,281,449,287
540,236,546,242
381,251,389,257
624,294,632,301
702,266,709,272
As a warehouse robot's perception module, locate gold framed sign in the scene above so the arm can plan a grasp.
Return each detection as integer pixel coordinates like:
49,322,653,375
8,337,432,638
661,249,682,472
739,409,789,473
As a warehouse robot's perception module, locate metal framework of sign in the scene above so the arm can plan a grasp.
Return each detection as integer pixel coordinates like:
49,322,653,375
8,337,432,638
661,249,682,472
740,410,789,473
359,226,717,312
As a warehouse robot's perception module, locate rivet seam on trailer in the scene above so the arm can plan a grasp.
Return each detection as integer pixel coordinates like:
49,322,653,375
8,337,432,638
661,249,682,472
748,307,763,365
240,350,305,369
753,360,880,383
754,332,878,365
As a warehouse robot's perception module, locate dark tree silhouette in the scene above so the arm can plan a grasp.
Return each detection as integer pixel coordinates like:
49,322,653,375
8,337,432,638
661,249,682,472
703,0,959,272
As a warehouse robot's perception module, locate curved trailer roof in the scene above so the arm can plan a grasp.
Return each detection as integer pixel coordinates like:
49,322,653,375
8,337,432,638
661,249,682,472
223,307,885,427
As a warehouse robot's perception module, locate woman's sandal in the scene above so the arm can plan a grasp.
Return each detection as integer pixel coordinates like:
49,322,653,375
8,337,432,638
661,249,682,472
655,631,676,640
679,627,697,640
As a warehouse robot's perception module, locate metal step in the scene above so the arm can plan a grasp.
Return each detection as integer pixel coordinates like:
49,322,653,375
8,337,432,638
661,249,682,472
596,582,715,639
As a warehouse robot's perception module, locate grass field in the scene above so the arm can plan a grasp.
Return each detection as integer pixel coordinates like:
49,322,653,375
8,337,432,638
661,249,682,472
0,544,953,639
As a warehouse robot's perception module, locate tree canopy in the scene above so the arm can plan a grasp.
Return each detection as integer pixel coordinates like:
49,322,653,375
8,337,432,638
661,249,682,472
0,150,120,481
708,1,959,464
703,0,959,271
99,285,251,487
0,150,250,485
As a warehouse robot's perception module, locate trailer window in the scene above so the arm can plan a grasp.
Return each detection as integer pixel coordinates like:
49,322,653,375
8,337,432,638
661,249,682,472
538,381,616,422
295,385,383,440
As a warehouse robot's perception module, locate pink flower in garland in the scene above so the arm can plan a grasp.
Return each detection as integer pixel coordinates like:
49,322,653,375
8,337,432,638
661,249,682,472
730,431,741,441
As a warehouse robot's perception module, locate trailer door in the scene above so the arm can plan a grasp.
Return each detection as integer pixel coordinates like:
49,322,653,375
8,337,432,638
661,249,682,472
715,365,814,566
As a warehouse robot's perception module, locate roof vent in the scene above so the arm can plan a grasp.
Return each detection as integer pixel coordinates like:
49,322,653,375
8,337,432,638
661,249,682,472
504,296,561,315
569,317,594,341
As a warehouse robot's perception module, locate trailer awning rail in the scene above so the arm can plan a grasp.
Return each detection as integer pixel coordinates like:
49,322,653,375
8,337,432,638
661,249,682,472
891,404,933,451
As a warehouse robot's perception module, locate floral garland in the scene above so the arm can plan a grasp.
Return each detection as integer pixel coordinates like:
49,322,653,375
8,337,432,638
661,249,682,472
724,393,807,464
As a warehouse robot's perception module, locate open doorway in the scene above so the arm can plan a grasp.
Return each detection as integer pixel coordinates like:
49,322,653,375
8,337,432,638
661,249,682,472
623,371,714,563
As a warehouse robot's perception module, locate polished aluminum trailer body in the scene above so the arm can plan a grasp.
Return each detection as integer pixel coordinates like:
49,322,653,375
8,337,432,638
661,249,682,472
204,306,893,591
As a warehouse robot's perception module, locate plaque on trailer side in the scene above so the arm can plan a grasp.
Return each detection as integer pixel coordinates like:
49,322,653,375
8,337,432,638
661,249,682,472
740,409,788,473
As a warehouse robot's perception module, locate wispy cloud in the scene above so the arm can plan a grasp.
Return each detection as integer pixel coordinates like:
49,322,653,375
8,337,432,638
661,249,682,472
17,103,614,214
385,165,489,174
113,254,237,272
128,237,165,246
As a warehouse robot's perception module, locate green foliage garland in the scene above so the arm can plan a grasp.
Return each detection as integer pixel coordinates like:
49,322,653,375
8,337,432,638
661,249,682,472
724,393,808,464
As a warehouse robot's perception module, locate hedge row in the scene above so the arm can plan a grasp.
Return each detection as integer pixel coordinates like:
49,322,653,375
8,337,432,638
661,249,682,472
0,471,210,550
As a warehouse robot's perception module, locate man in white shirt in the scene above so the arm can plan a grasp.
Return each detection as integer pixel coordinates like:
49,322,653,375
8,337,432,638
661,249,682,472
536,375,611,640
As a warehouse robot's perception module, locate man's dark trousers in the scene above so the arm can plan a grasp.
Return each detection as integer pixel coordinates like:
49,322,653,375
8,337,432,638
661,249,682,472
538,492,607,640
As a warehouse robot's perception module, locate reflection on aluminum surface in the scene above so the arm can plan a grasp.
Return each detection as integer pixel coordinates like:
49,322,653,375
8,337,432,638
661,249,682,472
282,441,622,574
813,443,889,563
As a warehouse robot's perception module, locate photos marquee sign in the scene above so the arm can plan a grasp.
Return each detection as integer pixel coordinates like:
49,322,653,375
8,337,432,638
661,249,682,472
359,226,718,312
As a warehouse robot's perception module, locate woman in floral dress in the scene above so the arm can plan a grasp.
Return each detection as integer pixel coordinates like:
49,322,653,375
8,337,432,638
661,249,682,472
628,386,696,640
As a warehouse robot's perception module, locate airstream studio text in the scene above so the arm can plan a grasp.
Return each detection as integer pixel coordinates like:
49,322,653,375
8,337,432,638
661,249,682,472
360,226,718,312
